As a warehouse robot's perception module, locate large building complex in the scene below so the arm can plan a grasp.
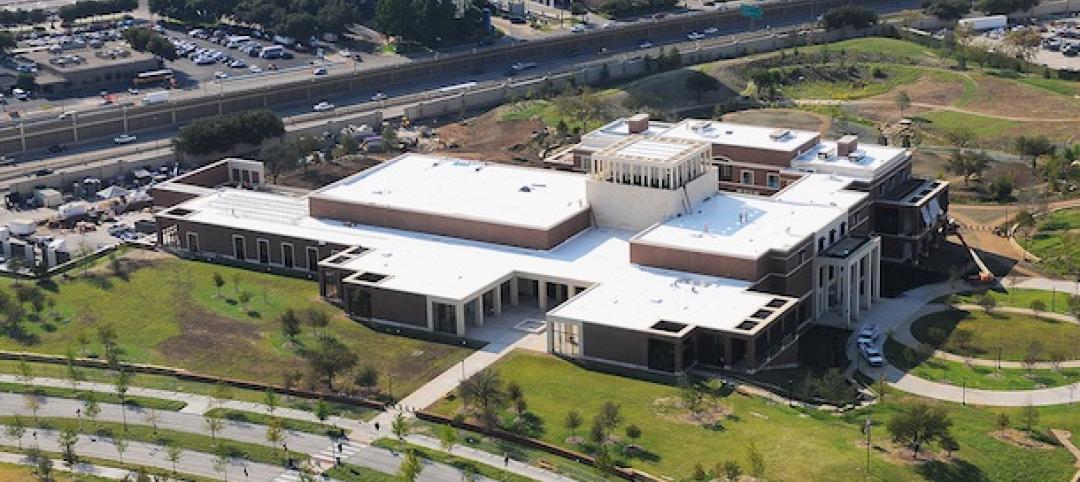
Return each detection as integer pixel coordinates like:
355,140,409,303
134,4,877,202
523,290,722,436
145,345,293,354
558,114,949,264
152,117,946,376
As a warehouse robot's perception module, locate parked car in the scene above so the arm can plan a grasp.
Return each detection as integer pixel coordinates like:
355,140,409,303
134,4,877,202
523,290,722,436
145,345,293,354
371,91,388,101
637,39,653,49
34,167,54,176
703,27,719,35
248,65,263,73
313,101,335,112
859,342,884,367
687,31,705,40
857,324,880,345
113,133,137,144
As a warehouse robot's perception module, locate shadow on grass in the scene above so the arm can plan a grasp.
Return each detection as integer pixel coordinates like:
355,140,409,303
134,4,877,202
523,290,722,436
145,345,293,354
916,458,988,482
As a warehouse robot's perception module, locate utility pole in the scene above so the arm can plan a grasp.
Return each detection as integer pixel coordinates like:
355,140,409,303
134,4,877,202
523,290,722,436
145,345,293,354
864,415,871,476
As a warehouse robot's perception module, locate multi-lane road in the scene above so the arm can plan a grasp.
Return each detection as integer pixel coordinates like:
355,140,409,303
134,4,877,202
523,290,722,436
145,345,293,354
0,0,921,191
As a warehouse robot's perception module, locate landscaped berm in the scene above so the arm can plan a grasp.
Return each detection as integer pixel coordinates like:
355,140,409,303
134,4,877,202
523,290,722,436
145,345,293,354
429,350,1080,481
0,250,471,397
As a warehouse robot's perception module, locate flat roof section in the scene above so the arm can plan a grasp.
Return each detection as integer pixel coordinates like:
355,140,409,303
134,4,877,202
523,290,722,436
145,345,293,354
774,173,868,212
595,136,707,166
657,120,820,153
634,192,843,259
311,154,589,230
791,141,908,181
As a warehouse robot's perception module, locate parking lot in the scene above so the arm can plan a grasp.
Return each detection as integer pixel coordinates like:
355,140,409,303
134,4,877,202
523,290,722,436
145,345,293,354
162,27,334,85
972,15,1080,72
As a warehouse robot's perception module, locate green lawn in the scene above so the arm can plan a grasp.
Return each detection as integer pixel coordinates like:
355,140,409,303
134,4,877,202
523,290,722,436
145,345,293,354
0,382,187,411
202,408,343,437
0,461,113,482
0,417,301,466
825,37,941,62
917,111,1018,141
373,438,534,482
780,64,923,101
1035,206,1080,231
430,350,1079,481
943,288,1079,316
883,338,1080,390
325,463,399,482
909,309,1080,361
0,359,377,420
0,253,471,398
1016,76,1079,96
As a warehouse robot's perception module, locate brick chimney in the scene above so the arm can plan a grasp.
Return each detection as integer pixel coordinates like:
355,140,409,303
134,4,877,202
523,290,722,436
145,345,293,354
627,113,650,134
837,135,858,157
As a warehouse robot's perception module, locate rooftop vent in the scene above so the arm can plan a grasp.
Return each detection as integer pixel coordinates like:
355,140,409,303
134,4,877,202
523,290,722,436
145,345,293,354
627,113,651,134
769,129,791,141
356,272,388,283
837,135,859,156
651,320,687,333
736,320,759,331
766,298,787,308
166,208,193,217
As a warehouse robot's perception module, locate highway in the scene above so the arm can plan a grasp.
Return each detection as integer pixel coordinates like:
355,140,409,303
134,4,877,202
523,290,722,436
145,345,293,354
0,0,921,190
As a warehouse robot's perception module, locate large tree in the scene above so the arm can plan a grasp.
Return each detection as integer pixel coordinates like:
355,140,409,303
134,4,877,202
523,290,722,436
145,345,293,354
977,0,1040,14
886,401,954,458
458,368,508,432
922,0,970,20
304,336,358,389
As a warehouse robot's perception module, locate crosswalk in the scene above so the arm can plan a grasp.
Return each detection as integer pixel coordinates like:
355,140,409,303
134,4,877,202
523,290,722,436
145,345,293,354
271,440,364,481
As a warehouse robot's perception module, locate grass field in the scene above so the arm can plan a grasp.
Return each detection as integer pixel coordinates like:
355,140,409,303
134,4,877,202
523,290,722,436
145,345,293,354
0,252,471,398
780,64,923,101
916,111,1018,141
1017,76,1079,96
825,37,941,61
910,309,1080,361
0,417,300,466
429,350,1079,481
884,338,1080,390
0,461,113,481
325,463,398,482
943,288,1080,316
373,438,535,482
0,382,187,411
202,408,343,437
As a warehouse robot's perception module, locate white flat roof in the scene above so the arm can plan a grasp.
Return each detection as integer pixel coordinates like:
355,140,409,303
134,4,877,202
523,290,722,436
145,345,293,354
167,188,787,333
311,154,588,230
634,192,844,259
657,120,820,153
791,141,908,181
774,173,868,212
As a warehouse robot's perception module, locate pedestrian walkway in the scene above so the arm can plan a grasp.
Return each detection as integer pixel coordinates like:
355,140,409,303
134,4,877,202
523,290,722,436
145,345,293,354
0,451,130,479
407,433,578,482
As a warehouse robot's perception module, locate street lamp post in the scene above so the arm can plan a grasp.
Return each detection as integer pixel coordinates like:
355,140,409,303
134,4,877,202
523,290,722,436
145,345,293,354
962,378,967,405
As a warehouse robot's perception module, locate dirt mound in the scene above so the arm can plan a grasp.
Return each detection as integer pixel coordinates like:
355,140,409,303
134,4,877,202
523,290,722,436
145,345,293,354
722,108,827,133
275,156,385,190
437,109,546,164
991,429,1056,450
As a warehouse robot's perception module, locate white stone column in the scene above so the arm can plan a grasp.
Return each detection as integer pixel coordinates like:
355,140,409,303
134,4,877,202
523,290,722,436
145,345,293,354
538,280,548,310
849,261,859,321
872,243,882,301
455,304,466,337
493,286,503,317
475,296,484,327
546,320,555,353
840,266,851,327
425,299,434,331
510,278,520,306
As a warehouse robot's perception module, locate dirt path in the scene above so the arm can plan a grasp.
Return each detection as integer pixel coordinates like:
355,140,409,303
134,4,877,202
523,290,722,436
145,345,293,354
795,99,1080,122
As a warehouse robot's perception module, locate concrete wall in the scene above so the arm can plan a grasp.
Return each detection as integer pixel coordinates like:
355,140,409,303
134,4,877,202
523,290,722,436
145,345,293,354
630,240,765,281
586,170,718,232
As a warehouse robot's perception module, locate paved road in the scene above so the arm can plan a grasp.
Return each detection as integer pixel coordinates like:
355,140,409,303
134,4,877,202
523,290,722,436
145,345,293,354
0,424,289,480
0,451,130,479
844,281,1080,406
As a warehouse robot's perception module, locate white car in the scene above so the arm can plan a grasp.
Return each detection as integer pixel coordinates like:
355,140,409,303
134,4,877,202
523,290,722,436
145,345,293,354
113,134,137,144
214,71,229,79
371,92,388,101
859,342,884,367
570,24,587,33
313,101,335,112
687,31,705,40
248,65,263,73
313,67,328,75
857,324,880,345
637,40,653,49
229,59,246,68
703,27,719,35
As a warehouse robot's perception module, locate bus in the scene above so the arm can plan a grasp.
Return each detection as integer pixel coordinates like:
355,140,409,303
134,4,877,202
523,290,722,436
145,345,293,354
133,69,175,87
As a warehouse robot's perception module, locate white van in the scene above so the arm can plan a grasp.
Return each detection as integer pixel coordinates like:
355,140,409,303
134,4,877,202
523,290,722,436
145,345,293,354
226,35,251,48
12,88,28,100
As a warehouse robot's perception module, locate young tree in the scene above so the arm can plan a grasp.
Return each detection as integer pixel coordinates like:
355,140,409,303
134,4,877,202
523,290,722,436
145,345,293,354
1024,341,1044,373
437,424,458,454
211,443,229,481
114,369,131,428
565,410,583,439
398,449,423,482
895,90,912,118
211,382,234,408
166,442,183,476
624,424,642,448
64,349,82,391
679,378,707,421
112,433,129,464
265,417,284,454
1020,403,1039,433
59,428,79,467
304,308,331,339
204,412,225,440
995,412,1010,435
212,272,225,297
597,400,623,433
978,294,997,314
391,413,411,447
5,415,26,449
315,398,330,421
17,360,33,387
144,410,161,434
238,290,253,311
280,309,302,341
83,396,101,429
24,393,42,423
886,401,954,458
263,388,279,415
28,448,52,481
720,460,742,481
458,368,508,432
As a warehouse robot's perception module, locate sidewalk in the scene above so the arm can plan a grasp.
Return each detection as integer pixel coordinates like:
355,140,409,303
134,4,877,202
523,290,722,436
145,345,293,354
0,451,130,479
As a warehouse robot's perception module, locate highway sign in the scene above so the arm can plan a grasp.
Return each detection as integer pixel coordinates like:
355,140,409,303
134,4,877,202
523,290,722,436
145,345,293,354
740,4,763,20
